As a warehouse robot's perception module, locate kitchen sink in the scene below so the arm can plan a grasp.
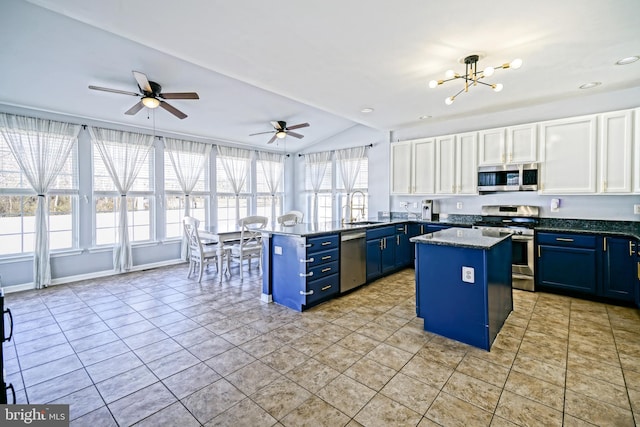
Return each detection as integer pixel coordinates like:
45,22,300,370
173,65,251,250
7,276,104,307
346,220,383,225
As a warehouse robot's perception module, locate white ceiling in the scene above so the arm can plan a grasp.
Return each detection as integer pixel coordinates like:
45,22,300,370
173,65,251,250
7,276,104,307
1,0,639,151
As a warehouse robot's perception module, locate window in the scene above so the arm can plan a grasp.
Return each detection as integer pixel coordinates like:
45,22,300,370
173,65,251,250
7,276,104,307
0,135,77,255
216,148,251,229
164,146,209,238
338,157,369,220
305,154,333,222
93,142,154,246
217,195,248,230
256,152,285,223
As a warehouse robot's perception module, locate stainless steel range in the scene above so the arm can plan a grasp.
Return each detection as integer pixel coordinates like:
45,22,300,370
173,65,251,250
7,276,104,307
473,205,539,291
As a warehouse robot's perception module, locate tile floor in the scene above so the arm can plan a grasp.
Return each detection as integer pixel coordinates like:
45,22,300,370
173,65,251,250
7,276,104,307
2,264,640,426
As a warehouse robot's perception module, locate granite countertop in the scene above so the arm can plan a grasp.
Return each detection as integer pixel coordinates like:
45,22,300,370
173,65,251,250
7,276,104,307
536,218,640,240
266,219,408,237
410,227,511,249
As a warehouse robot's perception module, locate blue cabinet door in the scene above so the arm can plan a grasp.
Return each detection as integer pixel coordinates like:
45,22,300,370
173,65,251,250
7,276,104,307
537,245,597,294
366,239,382,281
602,237,636,302
395,233,411,267
381,237,396,274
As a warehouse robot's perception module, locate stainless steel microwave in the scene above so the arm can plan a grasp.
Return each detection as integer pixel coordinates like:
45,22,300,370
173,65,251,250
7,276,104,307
478,163,538,193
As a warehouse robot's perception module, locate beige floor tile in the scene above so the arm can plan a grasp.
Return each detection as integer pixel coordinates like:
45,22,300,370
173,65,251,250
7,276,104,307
624,368,640,390
455,355,510,388
280,396,350,427
384,326,429,354
511,354,566,387
354,394,422,427
337,332,381,356
313,344,362,372
416,339,468,368
567,352,625,387
311,322,352,343
425,392,493,427
343,358,397,391
285,358,340,393
365,342,413,371
316,374,376,417
400,354,453,390
250,377,312,420
564,389,635,426
225,360,282,395
205,347,256,376
561,414,598,426
565,370,630,410
489,415,519,427
504,369,564,411
206,397,276,427
379,372,439,415
287,333,332,357
260,345,309,374
494,390,563,427
466,344,517,368
443,371,502,412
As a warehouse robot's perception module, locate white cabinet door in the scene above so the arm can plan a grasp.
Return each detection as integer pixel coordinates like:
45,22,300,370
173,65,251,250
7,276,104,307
413,138,436,194
390,141,412,194
539,116,597,194
599,110,633,193
435,135,456,194
478,128,506,166
635,108,640,193
456,132,478,194
507,124,537,164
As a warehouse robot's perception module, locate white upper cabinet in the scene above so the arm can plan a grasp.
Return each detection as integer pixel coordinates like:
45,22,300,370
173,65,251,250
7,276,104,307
390,140,412,194
434,133,478,195
456,132,478,194
479,125,537,165
539,115,597,194
634,109,640,193
507,124,538,164
599,110,633,193
390,138,436,195
478,128,506,166
413,138,436,194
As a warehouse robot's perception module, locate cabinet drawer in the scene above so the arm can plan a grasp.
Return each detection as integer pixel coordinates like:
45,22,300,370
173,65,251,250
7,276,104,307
306,274,339,305
305,261,339,281
367,226,395,240
537,232,596,248
307,234,339,252
300,248,338,269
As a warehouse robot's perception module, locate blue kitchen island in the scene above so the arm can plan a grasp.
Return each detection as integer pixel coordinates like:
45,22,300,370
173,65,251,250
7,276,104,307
410,227,512,351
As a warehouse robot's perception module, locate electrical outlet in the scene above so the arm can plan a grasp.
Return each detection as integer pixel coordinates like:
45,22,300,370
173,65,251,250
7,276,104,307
634,204,640,215
400,201,408,208
413,202,418,208
456,202,463,210
462,266,474,284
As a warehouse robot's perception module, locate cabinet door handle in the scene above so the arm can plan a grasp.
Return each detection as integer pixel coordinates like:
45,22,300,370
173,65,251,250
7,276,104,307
321,255,332,260
603,237,607,252
321,285,332,291
384,238,387,249
300,257,314,263
379,239,383,250
299,272,314,277
301,243,312,248
537,246,541,258
300,290,314,296
321,267,332,273
630,241,635,257
420,225,424,234
637,262,640,281
397,235,400,245
556,237,574,242
321,241,332,246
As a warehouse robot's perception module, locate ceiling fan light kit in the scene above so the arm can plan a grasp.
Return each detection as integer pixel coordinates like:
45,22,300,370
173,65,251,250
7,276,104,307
249,120,310,144
429,54,522,105
89,71,199,119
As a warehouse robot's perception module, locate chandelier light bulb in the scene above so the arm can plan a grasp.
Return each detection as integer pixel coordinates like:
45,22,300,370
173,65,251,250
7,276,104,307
483,66,495,77
510,58,523,69
428,80,439,89
445,69,456,79
276,131,287,139
493,83,504,92
445,96,454,105
142,97,160,109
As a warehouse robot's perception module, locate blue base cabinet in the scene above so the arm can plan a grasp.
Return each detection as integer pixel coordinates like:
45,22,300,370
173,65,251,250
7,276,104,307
366,226,396,281
394,224,412,268
602,237,636,302
271,234,339,311
414,237,512,351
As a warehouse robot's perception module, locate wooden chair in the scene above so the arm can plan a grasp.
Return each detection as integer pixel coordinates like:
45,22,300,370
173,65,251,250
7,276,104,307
183,216,219,282
277,212,300,226
224,215,268,281
287,210,304,223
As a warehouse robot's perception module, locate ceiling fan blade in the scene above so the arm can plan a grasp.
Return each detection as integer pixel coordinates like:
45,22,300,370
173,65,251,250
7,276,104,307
266,134,278,144
132,70,152,93
249,130,275,136
89,85,139,97
160,101,187,119
287,131,304,139
286,122,309,131
159,92,199,100
124,101,144,115
270,121,284,130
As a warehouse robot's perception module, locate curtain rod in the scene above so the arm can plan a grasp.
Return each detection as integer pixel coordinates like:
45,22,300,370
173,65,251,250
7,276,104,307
297,143,373,157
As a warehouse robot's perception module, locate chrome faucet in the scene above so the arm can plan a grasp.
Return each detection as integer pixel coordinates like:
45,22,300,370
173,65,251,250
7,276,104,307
349,190,366,222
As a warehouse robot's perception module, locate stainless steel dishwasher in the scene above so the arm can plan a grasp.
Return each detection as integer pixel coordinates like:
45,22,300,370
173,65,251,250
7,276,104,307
340,231,366,293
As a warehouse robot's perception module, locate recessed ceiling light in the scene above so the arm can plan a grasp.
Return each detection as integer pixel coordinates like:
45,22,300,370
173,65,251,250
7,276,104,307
579,82,601,89
360,107,374,113
419,115,432,120
615,56,639,65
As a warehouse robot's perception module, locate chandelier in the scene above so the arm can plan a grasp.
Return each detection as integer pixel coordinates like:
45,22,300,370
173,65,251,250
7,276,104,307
429,54,522,105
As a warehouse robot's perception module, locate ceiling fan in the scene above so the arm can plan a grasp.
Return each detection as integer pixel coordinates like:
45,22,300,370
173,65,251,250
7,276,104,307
88,71,199,119
249,121,310,144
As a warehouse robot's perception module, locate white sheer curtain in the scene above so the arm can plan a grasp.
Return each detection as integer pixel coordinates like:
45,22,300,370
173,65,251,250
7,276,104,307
257,151,285,221
165,137,212,260
0,113,80,289
305,151,332,223
335,146,367,218
89,127,154,272
217,146,251,223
